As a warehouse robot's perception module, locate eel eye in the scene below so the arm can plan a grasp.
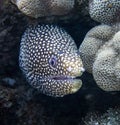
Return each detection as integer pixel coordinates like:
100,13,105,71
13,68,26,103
49,56,57,68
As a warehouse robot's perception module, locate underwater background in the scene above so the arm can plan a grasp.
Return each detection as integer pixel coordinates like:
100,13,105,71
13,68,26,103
0,0,120,125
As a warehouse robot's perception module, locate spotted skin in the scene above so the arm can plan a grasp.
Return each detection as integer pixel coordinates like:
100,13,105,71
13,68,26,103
19,24,84,97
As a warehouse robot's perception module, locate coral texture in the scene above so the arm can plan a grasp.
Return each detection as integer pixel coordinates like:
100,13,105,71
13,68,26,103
79,24,114,73
11,0,75,18
89,0,120,24
93,31,120,91
79,24,120,91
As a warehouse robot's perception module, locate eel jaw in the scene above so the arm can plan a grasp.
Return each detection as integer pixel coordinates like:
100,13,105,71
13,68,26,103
50,75,81,80
37,76,82,97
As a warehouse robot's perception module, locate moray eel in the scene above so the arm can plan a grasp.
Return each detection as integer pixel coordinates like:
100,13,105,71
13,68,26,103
19,24,84,97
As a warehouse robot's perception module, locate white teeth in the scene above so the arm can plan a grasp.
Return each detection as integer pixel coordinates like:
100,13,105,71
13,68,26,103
81,67,85,72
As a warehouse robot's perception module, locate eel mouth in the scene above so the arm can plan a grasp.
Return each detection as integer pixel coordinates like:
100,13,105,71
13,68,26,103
38,75,82,96
48,76,81,81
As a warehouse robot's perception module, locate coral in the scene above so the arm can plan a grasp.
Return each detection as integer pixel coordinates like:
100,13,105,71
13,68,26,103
11,0,75,18
79,23,120,91
83,108,120,125
93,31,120,91
89,0,120,24
10,0,92,23
79,24,114,73
19,24,84,97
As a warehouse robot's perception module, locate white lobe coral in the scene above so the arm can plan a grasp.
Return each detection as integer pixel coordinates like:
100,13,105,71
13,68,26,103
79,24,114,73
79,24,120,91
